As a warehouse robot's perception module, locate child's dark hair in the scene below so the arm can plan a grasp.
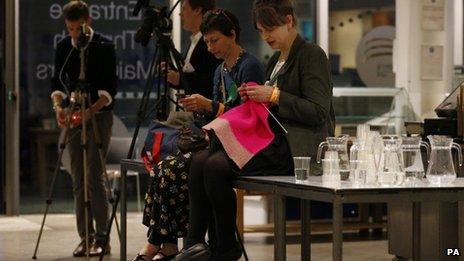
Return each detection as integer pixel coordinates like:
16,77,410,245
200,9,241,43
63,1,89,21
252,0,297,30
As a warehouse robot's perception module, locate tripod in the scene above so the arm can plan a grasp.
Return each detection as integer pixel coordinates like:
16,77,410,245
32,45,120,260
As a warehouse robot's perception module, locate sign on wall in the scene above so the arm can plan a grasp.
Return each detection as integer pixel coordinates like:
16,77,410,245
421,45,444,81
421,0,445,31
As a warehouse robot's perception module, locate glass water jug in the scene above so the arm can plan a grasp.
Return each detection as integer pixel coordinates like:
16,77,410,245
426,135,462,184
317,135,350,180
378,135,404,186
401,136,430,181
349,132,380,185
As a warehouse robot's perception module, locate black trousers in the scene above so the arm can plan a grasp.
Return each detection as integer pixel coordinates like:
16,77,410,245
186,148,238,253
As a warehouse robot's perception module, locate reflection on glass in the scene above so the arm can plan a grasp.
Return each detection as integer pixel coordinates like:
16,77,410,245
329,0,396,87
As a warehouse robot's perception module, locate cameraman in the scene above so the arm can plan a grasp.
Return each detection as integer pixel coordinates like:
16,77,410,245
164,0,220,98
50,1,116,257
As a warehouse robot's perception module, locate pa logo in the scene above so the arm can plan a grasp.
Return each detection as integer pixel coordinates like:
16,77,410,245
446,248,461,256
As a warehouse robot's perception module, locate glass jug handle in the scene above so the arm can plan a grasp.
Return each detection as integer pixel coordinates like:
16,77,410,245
452,142,463,166
349,142,359,161
420,141,431,160
317,141,328,163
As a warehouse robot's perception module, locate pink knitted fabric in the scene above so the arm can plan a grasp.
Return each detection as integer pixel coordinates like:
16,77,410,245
203,82,274,169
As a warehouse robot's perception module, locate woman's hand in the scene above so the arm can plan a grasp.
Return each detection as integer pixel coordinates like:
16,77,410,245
55,107,67,128
179,94,212,113
243,84,274,103
166,70,180,86
238,84,249,102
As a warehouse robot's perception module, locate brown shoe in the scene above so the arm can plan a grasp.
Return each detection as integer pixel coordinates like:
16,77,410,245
89,240,111,257
73,239,92,257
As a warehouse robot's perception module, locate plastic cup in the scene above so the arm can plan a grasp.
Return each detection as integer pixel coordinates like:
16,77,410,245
294,157,311,182
322,158,340,176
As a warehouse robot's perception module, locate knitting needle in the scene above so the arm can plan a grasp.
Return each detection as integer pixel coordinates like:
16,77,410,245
260,103,288,134
260,81,288,134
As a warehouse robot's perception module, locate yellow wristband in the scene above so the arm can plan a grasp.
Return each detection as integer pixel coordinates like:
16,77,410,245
269,87,280,104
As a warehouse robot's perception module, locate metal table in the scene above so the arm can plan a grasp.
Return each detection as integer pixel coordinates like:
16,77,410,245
234,176,464,261
120,159,464,261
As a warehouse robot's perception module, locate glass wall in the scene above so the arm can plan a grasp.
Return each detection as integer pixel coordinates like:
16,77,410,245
181,0,316,64
329,0,400,132
18,0,316,212
19,0,169,212
329,0,395,88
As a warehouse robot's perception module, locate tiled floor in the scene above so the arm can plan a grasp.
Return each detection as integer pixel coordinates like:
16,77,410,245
0,213,393,261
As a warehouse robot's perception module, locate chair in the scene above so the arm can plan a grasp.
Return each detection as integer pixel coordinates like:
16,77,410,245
106,136,144,212
106,115,144,212
61,115,144,212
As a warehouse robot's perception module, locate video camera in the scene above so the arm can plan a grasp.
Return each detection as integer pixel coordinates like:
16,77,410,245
133,0,173,46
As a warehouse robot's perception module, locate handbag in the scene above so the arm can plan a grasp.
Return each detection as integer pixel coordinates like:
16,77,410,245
176,127,208,154
141,121,180,172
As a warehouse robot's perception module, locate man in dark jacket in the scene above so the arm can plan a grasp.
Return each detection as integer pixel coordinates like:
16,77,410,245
164,0,220,98
50,1,116,257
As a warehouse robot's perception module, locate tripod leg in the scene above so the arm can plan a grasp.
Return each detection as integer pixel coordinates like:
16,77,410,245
31,98,85,259
99,190,120,261
102,45,162,260
235,225,249,261
114,210,121,238
32,125,72,259
78,91,91,261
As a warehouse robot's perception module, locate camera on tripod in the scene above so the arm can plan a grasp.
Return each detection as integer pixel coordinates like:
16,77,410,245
134,0,173,46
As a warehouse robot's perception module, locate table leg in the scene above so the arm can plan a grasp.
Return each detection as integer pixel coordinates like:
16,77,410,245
274,194,286,261
120,164,127,260
332,199,343,261
301,199,311,261
459,201,464,261
412,202,420,261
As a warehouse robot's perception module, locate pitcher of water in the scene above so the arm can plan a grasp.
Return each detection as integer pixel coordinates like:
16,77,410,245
349,131,380,185
378,135,405,186
401,136,430,181
426,135,462,184
317,135,350,180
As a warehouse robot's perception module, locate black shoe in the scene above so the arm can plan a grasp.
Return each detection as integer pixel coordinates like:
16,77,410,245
131,253,152,261
153,251,178,261
72,238,92,257
210,243,242,261
89,240,110,257
171,243,211,261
